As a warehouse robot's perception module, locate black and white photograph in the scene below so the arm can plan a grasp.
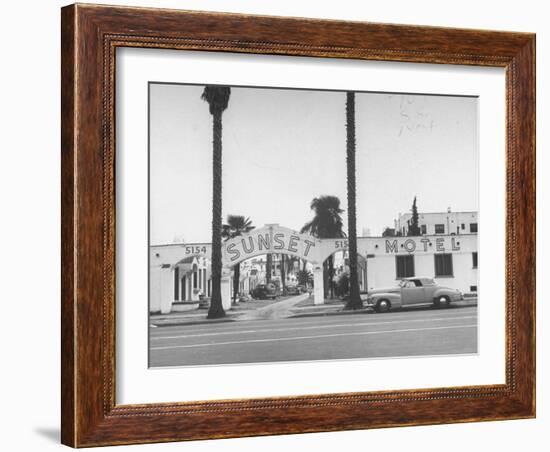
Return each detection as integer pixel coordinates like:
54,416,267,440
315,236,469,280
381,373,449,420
2,0,542,450
148,83,479,367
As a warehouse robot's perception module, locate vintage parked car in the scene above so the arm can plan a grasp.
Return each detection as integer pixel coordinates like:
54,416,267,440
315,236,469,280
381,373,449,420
238,293,251,303
251,283,279,300
285,285,301,295
365,277,464,313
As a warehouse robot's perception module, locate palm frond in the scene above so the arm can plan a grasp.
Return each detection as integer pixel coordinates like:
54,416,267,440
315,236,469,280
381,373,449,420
301,195,345,239
222,214,255,241
201,86,231,114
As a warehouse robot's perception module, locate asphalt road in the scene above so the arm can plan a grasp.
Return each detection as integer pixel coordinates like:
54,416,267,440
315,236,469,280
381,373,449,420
149,305,478,367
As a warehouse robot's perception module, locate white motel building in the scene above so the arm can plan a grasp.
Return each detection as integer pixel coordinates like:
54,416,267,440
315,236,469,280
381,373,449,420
395,209,478,237
150,210,478,314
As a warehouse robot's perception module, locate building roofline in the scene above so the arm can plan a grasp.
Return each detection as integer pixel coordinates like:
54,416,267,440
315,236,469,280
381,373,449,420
151,233,478,248
150,242,211,248
398,210,478,216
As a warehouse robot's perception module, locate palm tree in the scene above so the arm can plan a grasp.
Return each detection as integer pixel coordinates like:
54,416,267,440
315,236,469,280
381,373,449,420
285,255,300,278
222,215,255,305
301,195,346,298
280,254,286,293
265,254,272,284
344,91,363,310
201,85,231,318
296,269,314,288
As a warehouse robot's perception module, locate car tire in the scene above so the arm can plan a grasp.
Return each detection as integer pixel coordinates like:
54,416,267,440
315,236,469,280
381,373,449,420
375,299,391,313
434,295,450,308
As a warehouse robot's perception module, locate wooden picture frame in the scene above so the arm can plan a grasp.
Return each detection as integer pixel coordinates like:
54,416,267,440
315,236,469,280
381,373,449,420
61,3,535,447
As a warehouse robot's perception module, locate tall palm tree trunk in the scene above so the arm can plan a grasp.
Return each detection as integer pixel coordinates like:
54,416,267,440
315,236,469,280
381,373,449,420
345,92,363,310
208,111,225,318
280,254,286,294
232,263,240,305
328,255,335,299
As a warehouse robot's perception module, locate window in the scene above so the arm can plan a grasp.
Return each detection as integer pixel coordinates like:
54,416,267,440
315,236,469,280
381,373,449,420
470,223,478,233
396,255,415,278
434,253,454,277
435,224,445,234
193,269,198,289
461,223,465,230
470,285,478,292
421,224,427,235
472,252,478,268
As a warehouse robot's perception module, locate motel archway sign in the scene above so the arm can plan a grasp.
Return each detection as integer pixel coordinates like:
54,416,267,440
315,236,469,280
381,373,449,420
222,224,362,267
222,224,336,307
150,225,358,312
223,225,322,266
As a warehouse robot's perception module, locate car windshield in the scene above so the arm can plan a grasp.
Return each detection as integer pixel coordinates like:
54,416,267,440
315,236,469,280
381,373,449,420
398,279,421,288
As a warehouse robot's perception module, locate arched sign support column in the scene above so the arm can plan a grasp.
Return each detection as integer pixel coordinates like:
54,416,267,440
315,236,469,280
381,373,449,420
312,265,325,305
220,269,232,310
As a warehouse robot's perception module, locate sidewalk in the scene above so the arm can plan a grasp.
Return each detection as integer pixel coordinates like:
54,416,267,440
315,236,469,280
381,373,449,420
150,294,306,327
289,297,478,319
151,296,478,326
150,309,240,327
238,293,309,320
290,299,371,318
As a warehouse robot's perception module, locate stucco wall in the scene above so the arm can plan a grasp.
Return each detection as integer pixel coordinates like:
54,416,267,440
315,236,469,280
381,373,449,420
367,252,477,293
150,232,478,312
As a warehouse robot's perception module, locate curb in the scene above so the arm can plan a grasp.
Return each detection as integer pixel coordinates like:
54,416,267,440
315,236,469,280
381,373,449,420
290,308,373,319
151,300,478,325
151,317,238,328
290,300,478,319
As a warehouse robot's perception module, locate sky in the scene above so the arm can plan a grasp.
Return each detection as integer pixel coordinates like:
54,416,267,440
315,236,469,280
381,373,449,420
149,83,478,245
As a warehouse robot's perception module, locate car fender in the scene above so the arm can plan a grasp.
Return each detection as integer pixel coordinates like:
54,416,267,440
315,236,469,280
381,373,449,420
433,288,454,300
371,292,402,309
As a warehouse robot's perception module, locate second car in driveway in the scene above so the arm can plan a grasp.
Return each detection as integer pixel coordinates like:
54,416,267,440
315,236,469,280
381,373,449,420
251,283,279,300
365,277,464,313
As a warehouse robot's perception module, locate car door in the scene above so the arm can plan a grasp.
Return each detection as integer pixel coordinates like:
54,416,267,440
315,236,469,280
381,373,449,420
400,280,425,305
422,279,437,301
